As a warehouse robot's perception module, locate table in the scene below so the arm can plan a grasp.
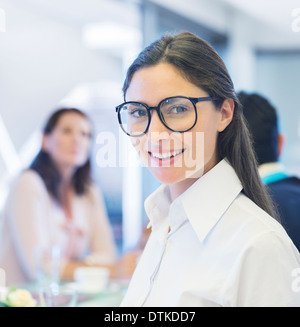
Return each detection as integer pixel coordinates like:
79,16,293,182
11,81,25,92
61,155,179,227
75,279,128,307
18,278,129,307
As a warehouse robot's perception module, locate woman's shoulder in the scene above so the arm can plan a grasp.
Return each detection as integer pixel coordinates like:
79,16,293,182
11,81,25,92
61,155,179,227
3,170,49,211
17,169,43,183
11,169,47,193
229,193,292,245
219,194,300,276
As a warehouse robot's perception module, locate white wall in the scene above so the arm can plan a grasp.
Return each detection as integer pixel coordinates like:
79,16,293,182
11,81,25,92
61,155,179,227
256,52,300,176
0,1,122,150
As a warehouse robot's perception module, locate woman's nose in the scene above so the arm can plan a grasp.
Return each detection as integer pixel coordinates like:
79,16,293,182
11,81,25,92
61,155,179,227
147,110,170,142
72,132,83,144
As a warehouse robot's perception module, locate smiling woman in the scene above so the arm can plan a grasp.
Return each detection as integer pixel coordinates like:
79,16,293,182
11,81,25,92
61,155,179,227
116,31,300,307
0,108,117,286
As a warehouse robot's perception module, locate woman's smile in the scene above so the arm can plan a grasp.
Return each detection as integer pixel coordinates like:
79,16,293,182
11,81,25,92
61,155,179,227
148,147,186,167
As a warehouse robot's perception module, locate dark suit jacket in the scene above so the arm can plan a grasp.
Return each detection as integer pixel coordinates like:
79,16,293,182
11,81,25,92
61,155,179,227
267,177,300,253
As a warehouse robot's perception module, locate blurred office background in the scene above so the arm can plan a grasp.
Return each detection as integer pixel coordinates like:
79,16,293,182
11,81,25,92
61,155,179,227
0,0,299,253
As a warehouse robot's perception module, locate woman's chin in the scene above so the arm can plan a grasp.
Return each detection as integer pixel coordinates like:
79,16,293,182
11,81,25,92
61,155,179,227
149,165,205,185
149,167,184,185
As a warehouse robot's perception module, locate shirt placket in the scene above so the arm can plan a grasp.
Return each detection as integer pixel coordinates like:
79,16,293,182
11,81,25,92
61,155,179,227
141,236,168,306
140,219,189,306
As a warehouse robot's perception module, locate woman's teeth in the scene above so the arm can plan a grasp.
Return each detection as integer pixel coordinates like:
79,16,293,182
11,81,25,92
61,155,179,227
151,149,184,160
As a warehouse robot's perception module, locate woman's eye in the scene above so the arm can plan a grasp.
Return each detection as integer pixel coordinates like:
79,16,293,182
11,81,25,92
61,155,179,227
61,127,72,134
130,109,147,118
169,105,188,114
82,131,92,138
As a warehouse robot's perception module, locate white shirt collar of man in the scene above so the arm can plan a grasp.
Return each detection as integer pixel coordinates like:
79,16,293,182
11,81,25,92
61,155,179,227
145,159,243,243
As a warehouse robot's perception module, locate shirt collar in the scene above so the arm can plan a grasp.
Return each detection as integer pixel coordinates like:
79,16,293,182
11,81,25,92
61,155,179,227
180,159,242,241
144,183,171,242
145,159,243,243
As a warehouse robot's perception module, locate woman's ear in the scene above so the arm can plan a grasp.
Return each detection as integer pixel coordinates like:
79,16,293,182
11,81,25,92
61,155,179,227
42,134,49,152
217,98,234,132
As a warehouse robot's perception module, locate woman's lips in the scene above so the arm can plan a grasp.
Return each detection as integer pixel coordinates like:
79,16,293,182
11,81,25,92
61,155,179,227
147,148,186,167
149,148,185,160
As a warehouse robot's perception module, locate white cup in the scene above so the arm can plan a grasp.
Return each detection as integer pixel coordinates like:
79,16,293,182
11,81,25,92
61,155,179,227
73,267,109,293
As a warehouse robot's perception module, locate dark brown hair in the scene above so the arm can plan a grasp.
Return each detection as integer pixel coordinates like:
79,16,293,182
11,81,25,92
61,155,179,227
122,31,278,219
30,108,92,203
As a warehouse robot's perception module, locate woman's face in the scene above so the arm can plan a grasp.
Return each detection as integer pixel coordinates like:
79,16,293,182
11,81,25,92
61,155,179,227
126,63,233,191
43,112,92,172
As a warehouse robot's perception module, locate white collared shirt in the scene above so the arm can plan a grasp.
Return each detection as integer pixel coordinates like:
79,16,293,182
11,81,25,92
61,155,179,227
121,159,300,307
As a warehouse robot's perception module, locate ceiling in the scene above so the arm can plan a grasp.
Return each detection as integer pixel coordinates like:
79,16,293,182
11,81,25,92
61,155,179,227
152,0,300,49
222,0,300,33
6,0,300,50
9,0,140,29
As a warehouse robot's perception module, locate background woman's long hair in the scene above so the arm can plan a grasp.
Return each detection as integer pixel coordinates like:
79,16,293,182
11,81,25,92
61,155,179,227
30,108,92,204
122,31,278,220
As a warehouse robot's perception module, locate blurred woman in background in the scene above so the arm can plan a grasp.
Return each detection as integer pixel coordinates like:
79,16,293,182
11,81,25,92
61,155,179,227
0,108,117,286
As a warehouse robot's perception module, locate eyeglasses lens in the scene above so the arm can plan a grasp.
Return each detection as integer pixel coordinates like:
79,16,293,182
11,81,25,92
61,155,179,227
118,97,196,136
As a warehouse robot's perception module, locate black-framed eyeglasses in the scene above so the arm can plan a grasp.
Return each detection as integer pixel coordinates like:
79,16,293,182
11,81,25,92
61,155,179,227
115,96,221,137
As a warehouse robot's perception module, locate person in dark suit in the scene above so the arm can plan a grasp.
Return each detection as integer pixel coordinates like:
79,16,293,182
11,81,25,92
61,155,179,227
238,91,300,252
